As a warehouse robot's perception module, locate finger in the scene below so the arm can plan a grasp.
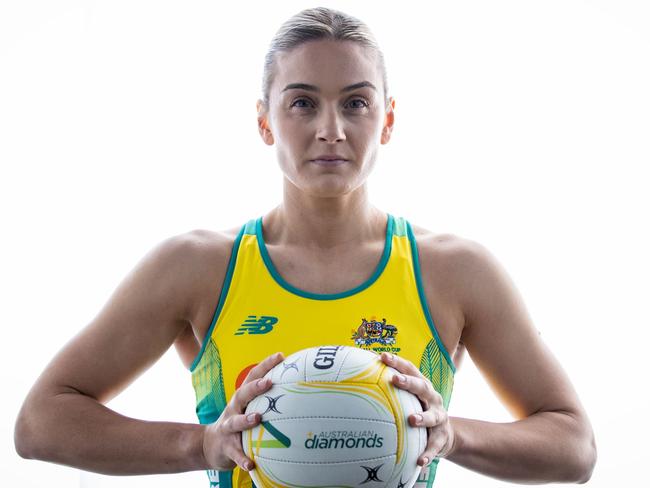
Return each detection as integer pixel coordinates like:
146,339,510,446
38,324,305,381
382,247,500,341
409,407,447,428
222,411,263,434
230,376,274,413
393,374,429,411
391,373,442,409
241,352,285,385
226,441,256,472
418,423,452,465
380,352,424,378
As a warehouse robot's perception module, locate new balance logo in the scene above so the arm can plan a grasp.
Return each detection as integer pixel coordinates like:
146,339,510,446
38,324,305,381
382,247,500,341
234,315,278,335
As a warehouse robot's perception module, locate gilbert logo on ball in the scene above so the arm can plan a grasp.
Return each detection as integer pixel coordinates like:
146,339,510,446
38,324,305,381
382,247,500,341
242,345,426,488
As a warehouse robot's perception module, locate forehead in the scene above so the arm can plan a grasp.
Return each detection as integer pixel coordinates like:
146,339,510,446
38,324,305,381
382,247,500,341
273,39,381,94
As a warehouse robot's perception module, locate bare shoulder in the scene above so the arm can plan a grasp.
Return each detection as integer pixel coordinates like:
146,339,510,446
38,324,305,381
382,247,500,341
406,223,491,361
177,225,241,260
408,222,513,336
167,225,242,322
408,222,487,298
409,223,476,254
176,225,241,252
411,227,522,338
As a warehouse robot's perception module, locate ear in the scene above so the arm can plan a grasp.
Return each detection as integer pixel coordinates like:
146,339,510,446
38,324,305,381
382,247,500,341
380,97,395,144
256,99,274,145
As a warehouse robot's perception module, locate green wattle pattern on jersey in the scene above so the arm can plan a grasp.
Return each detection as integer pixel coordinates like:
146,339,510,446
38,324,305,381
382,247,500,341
419,338,454,411
418,338,455,487
192,338,227,425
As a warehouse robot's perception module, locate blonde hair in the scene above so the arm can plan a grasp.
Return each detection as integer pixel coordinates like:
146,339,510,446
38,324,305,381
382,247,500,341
261,7,389,110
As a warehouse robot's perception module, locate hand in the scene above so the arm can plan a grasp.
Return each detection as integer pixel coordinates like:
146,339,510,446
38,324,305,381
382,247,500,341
202,351,285,472
380,352,456,467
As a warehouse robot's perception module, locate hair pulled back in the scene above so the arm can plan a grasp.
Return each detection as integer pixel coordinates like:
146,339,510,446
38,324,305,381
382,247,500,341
260,7,390,110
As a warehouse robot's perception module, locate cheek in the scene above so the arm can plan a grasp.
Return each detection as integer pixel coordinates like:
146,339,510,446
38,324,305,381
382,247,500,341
350,114,384,141
274,116,309,146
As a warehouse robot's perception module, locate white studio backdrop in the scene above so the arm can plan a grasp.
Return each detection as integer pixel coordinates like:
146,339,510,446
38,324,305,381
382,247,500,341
1,0,648,486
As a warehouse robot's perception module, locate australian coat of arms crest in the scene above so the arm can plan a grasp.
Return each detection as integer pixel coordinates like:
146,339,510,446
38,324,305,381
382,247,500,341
351,317,398,347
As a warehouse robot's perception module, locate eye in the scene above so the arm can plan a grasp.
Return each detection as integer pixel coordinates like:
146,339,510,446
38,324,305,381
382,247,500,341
289,97,370,110
346,98,370,109
290,98,314,109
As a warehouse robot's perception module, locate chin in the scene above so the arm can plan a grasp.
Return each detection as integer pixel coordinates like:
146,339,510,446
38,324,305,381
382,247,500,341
306,180,360,198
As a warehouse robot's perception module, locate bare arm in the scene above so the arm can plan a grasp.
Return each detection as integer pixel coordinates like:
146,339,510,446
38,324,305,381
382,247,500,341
447,240,597,483
14,233,209,475
381,237,596,484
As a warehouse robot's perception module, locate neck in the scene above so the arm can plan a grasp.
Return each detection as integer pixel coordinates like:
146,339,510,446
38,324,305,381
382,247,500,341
263,180,387,250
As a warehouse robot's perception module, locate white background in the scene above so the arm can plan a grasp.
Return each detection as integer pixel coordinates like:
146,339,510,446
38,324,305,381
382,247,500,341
1,0,648,486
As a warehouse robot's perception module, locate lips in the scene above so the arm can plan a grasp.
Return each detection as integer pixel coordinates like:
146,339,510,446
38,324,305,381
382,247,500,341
311,154,348,161
310,158,347,167
309,154,349,166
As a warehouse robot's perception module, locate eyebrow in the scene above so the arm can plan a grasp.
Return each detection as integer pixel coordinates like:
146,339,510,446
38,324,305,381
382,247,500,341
281,81,377,94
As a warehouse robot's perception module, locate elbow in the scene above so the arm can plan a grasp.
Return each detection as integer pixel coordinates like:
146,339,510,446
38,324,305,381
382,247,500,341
577,438,597,484
14,401,50,461
14,412,37,459
547,409,597,484
574,454,596,484
569,427,598,484
549,407,597,484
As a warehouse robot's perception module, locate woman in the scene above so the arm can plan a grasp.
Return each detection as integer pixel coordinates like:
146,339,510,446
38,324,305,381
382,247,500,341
14,7,596,487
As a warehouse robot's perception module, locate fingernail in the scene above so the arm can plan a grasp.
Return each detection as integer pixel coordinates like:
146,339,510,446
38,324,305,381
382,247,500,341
244,461,253,471
396,374,406,384
414,414,423,424
257,378,269,388
422,457,429,466
247,413,257,423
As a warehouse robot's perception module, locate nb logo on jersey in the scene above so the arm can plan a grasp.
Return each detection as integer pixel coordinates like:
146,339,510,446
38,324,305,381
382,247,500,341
234,315,278,335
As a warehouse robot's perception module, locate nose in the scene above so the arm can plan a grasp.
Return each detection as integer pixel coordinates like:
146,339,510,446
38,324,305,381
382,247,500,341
315,106,346,143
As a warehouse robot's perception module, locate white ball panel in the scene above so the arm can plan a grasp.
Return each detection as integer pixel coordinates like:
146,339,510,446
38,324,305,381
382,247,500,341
304,345,349,382
244,383,394,423
335,347,382,382
252,454,397,487
269,349,307,384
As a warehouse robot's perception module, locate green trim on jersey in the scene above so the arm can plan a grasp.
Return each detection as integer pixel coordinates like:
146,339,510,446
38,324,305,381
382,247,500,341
254,213,395,300
407,221,457,374
190,224,246,372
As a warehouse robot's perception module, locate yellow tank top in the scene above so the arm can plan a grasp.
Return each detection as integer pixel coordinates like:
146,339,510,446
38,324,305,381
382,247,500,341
190,214,456,488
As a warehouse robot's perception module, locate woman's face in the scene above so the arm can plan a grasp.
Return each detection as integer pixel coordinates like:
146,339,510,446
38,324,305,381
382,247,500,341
257,39,395,198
